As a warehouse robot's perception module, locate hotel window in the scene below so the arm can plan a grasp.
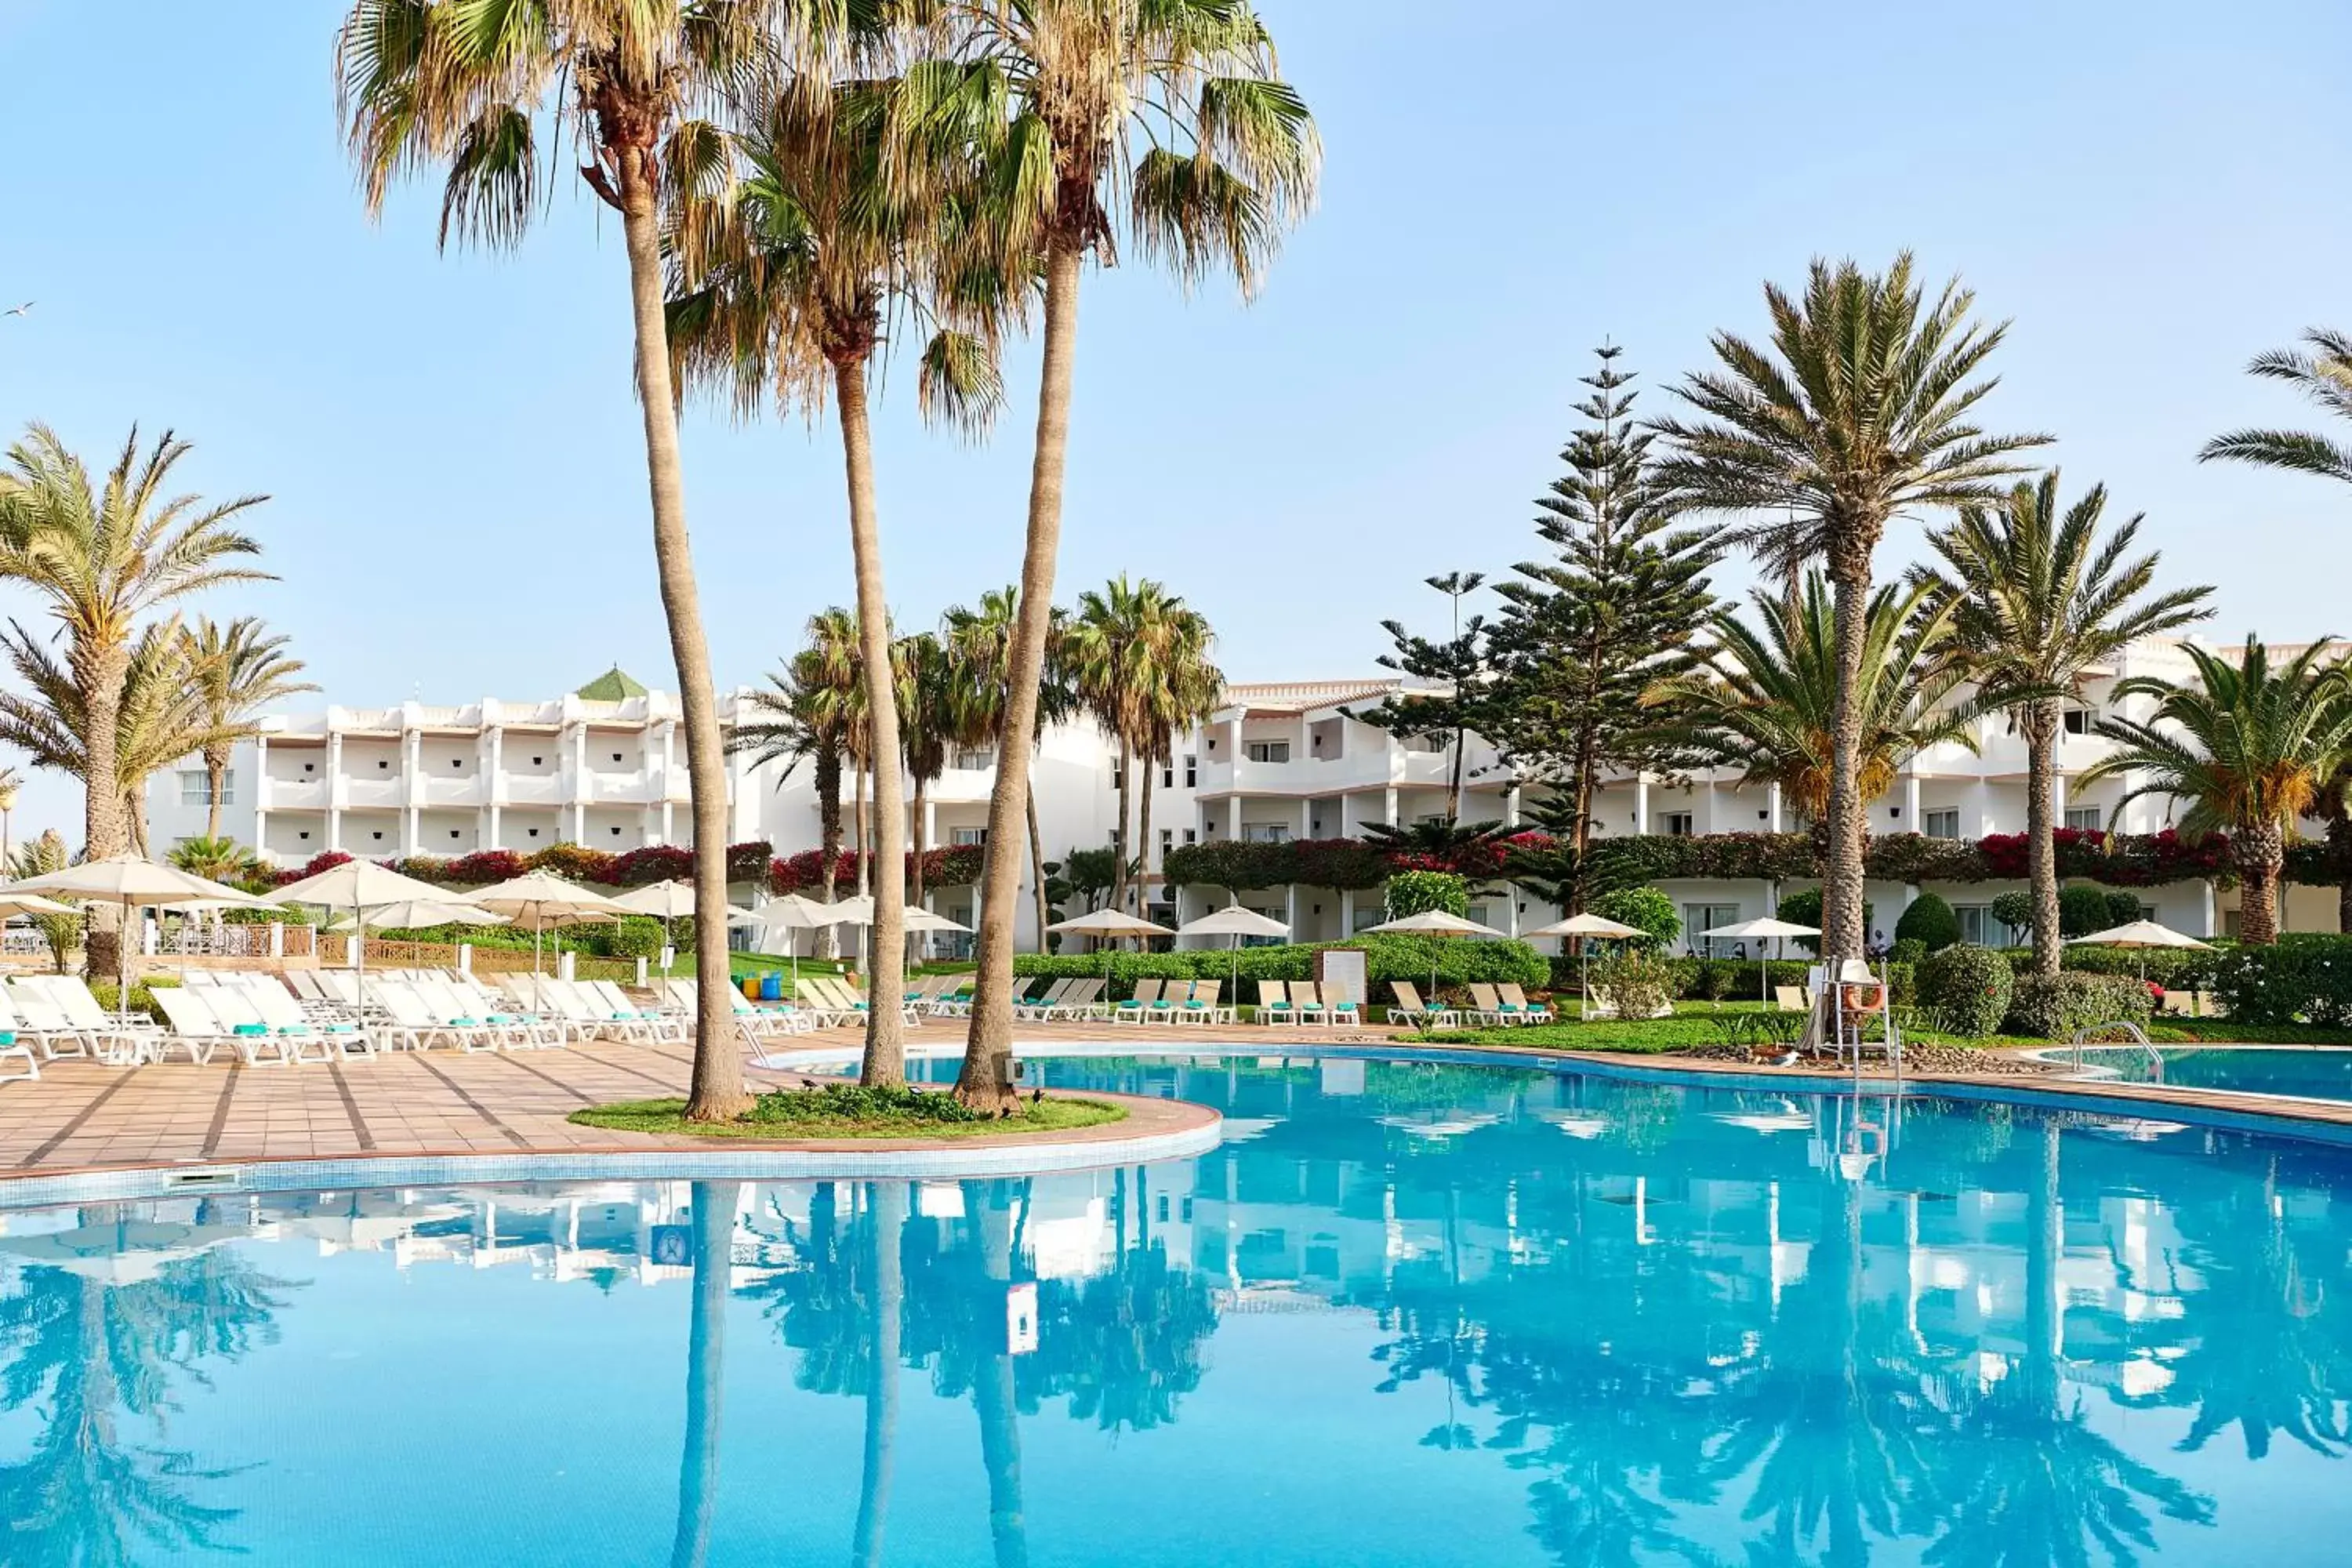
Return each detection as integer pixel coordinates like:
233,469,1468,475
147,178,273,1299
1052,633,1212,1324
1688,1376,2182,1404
1182,829,1197,844
1923,809,1962,840
1243,823,1290,844
1953,904,2023,948
2065,807,2103,833
1160,829,1174,855
1661,811,1694,837
1163,763,1174,789
2063,706,2097,736
179,770,234,807
1184,755,1197,788
1683,903,1740,956
952,746,996,771
950,827,989,847
1244,740,1290,764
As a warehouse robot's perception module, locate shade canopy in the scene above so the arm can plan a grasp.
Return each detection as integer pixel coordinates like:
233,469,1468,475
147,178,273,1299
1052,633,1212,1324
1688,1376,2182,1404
327,899,510,932
609,880,758,923
2068,920,2212,951
1697,916,1821,941
756,893,861,929
1047,909,1175,938
274,858,449,911
901,907,972,934
9,855,273,909
0,891,78,920
462,871,632,930
826,895,882,927
1178,906,1292,939
1525,913,1645,940
1359,909,1506,938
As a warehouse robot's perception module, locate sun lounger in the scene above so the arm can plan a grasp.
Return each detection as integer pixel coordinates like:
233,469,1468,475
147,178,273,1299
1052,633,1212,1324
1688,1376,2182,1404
1038,978,1105,1020
1014,978,1073,1020
151,986,242,1065
20,975,158,1065
1113,978,1163,1024
201,983,339,1064
1292,981,1330,1025
1464,983,1515,1026
1175,978,1234,1025
369,979,503,1051
1146,980,1189,1024
1772,985,1810,1012
1323,985,1362,1026
2159,989,2196,1016
0,982,82,1062
1386,981,1457,1031
1497,984,1552,1024
1256,980,1297,1025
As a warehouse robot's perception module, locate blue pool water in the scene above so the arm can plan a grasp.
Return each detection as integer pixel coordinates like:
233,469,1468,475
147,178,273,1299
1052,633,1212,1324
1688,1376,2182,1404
4,1054,2351,1566
2081,1045,2352,1103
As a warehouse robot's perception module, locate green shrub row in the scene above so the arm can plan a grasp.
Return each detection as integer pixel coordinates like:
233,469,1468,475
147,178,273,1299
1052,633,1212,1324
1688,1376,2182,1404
1918,944,2014,1036
1012,935,1548,1002
2211,935,2352,1026
2004,972,2154,1039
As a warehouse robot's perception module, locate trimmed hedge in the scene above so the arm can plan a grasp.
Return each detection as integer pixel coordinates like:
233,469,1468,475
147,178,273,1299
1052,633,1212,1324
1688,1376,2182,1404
2058,885,2114,938
1591,886,1679,953
2043,943,2223,992
1918,944,2014,1037
1543,954,1915,1006
2211,935,2352,1026
1387,870,1469,919
2005,972,2154,1040
1012,934,1548,1002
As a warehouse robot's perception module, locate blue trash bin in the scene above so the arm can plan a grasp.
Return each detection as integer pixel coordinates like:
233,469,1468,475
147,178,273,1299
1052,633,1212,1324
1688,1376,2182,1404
759,973,783,1002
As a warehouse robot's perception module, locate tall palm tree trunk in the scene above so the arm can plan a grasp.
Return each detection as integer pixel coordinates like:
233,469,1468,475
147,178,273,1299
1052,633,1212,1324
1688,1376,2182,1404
836,359,906,1086
1134,766,1155,916
204,746,229,840
2235,826,2285,946
670,1180,738,1568
853,1181,906,1568
617,151,744,1123
2024,700,2063,976
816,742,843,962
80,644,128,976
854,765,869,898
1820,564,1872,967
1110,741,1132,913
960,241,1082,1111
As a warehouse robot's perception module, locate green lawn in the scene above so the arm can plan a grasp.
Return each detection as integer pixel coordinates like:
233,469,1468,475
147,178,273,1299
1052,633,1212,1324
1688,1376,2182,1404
570,1083,1123,1141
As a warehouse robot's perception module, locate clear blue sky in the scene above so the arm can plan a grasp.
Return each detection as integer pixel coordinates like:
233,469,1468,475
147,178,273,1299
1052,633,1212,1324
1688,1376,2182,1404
1,0,2347,840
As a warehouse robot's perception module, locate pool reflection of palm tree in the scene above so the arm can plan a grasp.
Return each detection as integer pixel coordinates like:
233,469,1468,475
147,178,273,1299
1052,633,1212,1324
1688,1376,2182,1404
1922,1123,2214,1567
854,1183,907,1568
0,1218,289,1566
969,1179,1031,1568
670,1181,740,1568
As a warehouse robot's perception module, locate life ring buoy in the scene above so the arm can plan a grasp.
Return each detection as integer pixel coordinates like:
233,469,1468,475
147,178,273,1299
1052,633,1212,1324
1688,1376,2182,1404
1841,984,1884,1013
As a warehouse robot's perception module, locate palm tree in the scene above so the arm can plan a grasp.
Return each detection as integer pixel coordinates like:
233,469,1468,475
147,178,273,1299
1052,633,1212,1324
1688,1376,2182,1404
732,659,845,960
335,0,795,1122
903,1,1319,1107
944,587,1074,955
186,616,314,839
1915,474,2212,975
0,426,267,858
1651,255,2048,967
11,830,79,971
0,619,244,858
2200,326,2352,488
669,1181,739,1568
1646,575,1988,831
897,631,958,960
2081,637,2352,946
669,71,1008,1087
167,837,264,888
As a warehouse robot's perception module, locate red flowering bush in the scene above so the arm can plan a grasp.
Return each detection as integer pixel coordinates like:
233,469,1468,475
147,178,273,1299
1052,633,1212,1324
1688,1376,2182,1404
441,849,526,886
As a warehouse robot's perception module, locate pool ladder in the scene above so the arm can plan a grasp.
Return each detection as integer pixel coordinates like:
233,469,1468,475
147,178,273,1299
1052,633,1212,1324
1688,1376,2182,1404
2069,1021,2163,1083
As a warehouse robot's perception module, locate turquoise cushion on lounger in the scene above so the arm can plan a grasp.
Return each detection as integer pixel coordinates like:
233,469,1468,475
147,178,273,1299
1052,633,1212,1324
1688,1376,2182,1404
232,1023,267,1036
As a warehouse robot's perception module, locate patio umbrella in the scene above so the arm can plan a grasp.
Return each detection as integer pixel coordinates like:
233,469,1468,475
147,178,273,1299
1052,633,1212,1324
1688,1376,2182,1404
1358,909,1507,1000
1696,916,1823,1007
901,907,971,934
463,871,632,974
1177,904,1291,989
325,900,510,932
1048,909,1176,982
1526,912,1646,1020
612,880,760,974
0,891,75,919
276,858,470,1016
2067,920,2212,982
751,893,862,985
9,855,274,1025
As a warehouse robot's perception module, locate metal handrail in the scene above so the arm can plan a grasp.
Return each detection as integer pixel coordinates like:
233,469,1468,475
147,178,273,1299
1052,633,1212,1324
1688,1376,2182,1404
2071,1021,2163,1083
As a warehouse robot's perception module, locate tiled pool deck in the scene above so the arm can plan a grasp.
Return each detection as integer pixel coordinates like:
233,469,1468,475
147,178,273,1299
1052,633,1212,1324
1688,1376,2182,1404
5,1019,2351,1200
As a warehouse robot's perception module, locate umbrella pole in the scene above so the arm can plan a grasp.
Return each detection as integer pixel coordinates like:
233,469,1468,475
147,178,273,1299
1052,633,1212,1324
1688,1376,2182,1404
118,899,134,1030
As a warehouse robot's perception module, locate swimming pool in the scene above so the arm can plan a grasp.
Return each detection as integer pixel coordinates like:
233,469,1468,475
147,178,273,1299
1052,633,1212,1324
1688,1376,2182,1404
2078,1045,2352,1103
3,1052,2347,1565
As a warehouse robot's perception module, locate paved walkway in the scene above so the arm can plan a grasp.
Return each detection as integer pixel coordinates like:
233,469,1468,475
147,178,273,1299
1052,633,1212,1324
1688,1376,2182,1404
2,1019,2347,1187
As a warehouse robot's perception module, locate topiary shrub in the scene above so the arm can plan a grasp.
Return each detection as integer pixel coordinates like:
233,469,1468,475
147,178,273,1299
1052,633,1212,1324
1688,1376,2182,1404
1590,886,1680,953
1776,887,1871,954
1918,943,2015,1038
2003,972,2154,1039
590,916,667,961
1893,892,1962,953
1385,869,1470,920
1989,889,2036,938
2058,884,2114,938
2106,889,2147,929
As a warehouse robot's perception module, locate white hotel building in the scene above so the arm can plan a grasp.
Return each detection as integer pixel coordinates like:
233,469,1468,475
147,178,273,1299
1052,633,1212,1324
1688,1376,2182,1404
150,639,2343,952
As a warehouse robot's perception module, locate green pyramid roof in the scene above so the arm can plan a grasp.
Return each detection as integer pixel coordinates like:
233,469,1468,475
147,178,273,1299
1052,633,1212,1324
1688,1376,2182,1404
575,666,650,701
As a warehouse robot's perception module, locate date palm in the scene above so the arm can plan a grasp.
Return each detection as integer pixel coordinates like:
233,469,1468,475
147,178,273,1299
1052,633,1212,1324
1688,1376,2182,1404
2082,637,2352,946
943,586,1074,953
669,69,1005,1087
902,0,1319,1106
1915,474,2212,975
186,617,314,839
2200,327,2352,488
895,631,958,960
1651,255,2048,967
335,0,800,1120
0,425,267,858
731,653,848,960
1647,575,1987,829
0,766,18,873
